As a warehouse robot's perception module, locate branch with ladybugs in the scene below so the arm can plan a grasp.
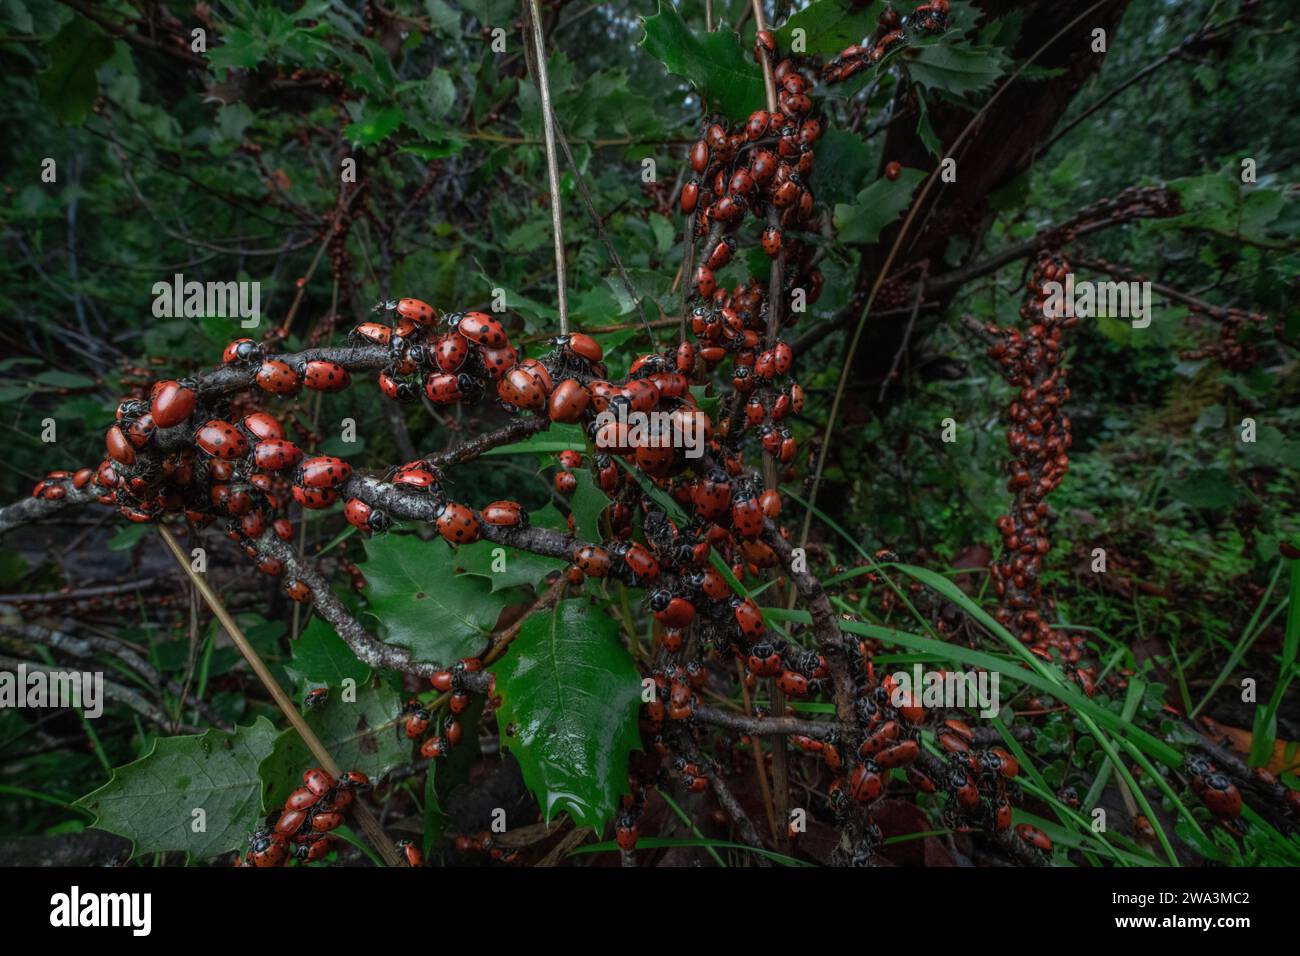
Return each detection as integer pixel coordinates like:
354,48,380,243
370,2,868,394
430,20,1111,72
4,0,1295,870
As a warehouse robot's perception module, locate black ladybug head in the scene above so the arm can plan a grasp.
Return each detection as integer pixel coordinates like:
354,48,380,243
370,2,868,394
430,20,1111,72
648,589,672,612
368,510,391,532
1204,773,1231,792
443,311,464,329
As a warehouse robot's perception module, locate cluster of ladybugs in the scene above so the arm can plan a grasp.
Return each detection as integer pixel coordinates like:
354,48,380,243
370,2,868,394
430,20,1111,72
237,767,369,866
402,657,485,761
684,59,825,312
983,251,1098,697
822,0,950,85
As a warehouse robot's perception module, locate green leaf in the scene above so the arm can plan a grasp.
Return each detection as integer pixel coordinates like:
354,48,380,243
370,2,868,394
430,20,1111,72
490,600,641,830
569,469,610,543
361,534,516,664
483,422,585,457
209,27,267,70
106,523,151,552
640,2,765,122
833,167,926,244
902,42,1009,96
810,127,875,206
291,618,372,686
259,683,409,810
775,0,883,56
1169,469,1239,510
454,539,566,592
37,16,115,126
75,718,277,861
346,106,405,146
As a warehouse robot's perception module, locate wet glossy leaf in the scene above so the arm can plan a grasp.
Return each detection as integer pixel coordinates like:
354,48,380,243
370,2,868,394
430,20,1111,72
490,599,641,830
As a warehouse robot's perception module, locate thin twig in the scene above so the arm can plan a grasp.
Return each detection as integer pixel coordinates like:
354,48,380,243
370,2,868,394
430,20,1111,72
525,0,568,334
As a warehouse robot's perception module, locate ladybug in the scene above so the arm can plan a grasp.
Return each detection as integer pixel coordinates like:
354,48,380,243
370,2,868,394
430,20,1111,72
481,500,527,527
255,359,301,395
284,578,312,604
391,460,440,491
906,765,938,794
615,815,638,851
241,411,284,441
707,236,736,270
300,689,330,713
377,369,409,401
595,454,620,494
434,501,480,544
425,372,476,404
556,332,603,363
1200,773,1242,818
875,739,920,769
396,838,424,867
403,701,431,739
291,485,338,509
859,720,900,757
619,543,660,583
303,360,351,392
681,178,701,214
558,449,582,469
1015,824,1052,851
285,787,320,812
296,456,351,490
344,497,391,533
884,160,902,181
730,493,763,539
480,346,518,380
248,828,289,867
394,297,437,324
434,334,470,372
449,691,471,714
732,597,765,638
548,379,590,423
649,589,695,628
195,420,249,460
777,670,809,696
303,768,335,797
223,338,264,364
105,425,135,466
309,810,344,832
295,835,334,863
274,807,308,835
253,438,303,471
949,768,980,809
694,265,717,298
497,365,547,410
337,770,370,790
692,470,733,521
574,545,611,577
351,321,393,345
420,736,448,759
849,762,884,804
149,379,197,428
457,312,509,349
